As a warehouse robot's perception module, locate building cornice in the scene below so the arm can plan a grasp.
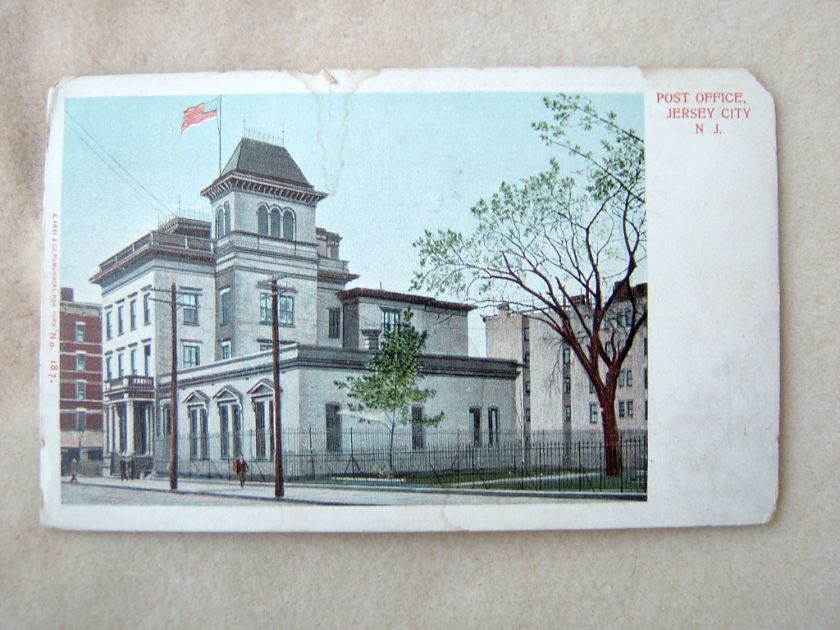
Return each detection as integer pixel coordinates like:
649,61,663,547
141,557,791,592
157,345,519,394
201,172,328,206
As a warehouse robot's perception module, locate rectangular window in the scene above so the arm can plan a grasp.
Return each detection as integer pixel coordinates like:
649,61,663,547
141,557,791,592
564,405,571,422
523,325,529,341
105,311,112,340
618,371,625,387
626,370,633,387
488,407,500,447
328,308,341,338
255,402,266,459
219,289,231,325
220,341,231,360
143,344,151,376
143,293,151,325
645,399,648,420
130,348,137,375
129,299,137,330
525,408,531,423
589,379,595,394
259,342,273,352
76,381,86,400
183,293,199,325
644,337,647,356
117,305,124,335
625,308,632,326
627,400,634,417
75,322,85,342
183,344,200,368
259,292,272,324
189,408,199,460
523,351,530,367
232,405,243,457
76,353,85,372
326,403,342,453
470,407,481,446
562,346,570,365
105,356,112,381
200,408,208,459
157,405,171,436
618,401,625,418
219,406,229,458
589,403,599,424
644,368,648,389
76,410,86,432
268,403,275,458
524,380,531,394
279,296,294,326
411,405,426,450
117,353,124,377
382,308,401,334
563,376,571,393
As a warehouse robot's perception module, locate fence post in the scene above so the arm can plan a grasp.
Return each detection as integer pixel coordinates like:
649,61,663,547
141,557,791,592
578,441,582,491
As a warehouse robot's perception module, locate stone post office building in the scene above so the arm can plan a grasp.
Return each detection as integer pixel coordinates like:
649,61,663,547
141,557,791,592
90,137,518,476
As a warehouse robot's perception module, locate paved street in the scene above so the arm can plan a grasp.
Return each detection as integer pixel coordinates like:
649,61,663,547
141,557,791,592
61,475,635,506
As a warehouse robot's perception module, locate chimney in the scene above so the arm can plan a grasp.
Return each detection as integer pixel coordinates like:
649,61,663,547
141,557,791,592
60,287,74,302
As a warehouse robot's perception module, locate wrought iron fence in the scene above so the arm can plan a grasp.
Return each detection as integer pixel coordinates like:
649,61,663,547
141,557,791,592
150,428,647,493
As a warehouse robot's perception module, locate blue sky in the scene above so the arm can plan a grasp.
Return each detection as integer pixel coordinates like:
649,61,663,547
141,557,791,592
61,91,643,355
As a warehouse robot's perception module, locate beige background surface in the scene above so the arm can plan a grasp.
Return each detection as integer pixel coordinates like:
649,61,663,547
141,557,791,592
1,1,837,627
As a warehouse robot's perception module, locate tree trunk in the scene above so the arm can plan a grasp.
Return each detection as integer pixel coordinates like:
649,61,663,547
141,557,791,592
600,395,623,477
388,422,395,474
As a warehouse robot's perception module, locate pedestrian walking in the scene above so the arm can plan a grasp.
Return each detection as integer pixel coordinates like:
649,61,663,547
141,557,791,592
119,457,128,481
69,458,78,484
233,456,249,488
128,458,135,481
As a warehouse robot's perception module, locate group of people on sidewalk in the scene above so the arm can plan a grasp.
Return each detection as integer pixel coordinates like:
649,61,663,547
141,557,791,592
67,455,251,487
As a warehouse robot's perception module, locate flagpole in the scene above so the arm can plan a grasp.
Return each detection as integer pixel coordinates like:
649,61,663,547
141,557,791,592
217,95,222,177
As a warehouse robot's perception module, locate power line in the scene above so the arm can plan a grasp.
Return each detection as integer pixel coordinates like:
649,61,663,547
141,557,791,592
65,111,174,217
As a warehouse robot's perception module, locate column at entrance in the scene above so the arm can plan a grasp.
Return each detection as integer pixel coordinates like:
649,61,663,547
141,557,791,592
118,404,128,454
125,400,135,455
104,403,111,455
133,403,150,455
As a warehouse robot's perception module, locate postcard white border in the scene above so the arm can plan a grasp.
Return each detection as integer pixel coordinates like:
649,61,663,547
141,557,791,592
41,67,778,531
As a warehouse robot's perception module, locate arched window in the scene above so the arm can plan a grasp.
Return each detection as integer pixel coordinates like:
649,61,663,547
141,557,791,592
270,208,282,238
257,205,269,235
282,209,296,241
215,207,225,238
224,203,231,235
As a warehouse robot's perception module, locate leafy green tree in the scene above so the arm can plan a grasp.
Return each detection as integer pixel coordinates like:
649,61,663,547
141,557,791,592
336,309,444,472
412,95,646,476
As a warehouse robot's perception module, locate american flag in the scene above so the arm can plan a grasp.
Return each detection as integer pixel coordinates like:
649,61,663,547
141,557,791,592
181,99,219,134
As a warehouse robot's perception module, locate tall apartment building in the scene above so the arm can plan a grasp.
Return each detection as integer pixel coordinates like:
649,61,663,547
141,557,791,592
58,287,103,472
90,137,518,475
486,284,647,438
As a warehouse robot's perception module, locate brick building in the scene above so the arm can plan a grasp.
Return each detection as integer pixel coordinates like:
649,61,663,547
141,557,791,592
59,287,103,472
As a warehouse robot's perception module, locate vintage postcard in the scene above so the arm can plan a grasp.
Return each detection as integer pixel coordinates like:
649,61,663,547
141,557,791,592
40,67,778,532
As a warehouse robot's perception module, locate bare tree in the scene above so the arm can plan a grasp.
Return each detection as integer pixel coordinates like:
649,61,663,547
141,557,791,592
411,95,646,476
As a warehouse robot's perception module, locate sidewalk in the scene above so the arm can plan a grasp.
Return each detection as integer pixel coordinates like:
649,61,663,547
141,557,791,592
68,475,644,505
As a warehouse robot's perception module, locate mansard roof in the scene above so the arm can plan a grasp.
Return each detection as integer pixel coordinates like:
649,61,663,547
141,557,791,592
220,138,313,189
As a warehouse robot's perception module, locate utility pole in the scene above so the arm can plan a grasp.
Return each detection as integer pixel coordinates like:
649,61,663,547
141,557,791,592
271,277,284,498
169,282,178,491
